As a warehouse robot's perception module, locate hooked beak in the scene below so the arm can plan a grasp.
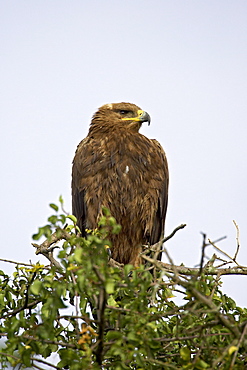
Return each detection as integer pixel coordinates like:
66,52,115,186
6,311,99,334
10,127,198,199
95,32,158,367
121,110,151,125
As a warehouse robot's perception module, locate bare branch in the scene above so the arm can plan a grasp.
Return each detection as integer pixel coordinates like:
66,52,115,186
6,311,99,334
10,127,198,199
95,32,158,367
30,357,61,370
162,223,187,244
32,229,71,268
141,253,247,276
233,220,241,260
208,239,242,267
108,258,124,269
153,331,231,343
204,235,227,246
0,258,33,267
23,334,78,349
199,232,207,274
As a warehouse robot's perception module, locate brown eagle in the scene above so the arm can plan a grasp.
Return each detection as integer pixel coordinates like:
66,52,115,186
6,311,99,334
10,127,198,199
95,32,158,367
72,102,169,266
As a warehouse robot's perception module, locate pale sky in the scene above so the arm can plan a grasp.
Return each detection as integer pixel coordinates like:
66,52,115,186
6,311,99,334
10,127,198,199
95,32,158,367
1,1,247,306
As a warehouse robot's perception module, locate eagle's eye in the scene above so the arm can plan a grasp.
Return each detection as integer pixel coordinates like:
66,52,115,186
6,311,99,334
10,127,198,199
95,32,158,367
119,110,129,115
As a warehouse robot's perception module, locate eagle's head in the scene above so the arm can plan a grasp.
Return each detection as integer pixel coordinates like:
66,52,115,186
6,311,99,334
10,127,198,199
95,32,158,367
90,102,151,133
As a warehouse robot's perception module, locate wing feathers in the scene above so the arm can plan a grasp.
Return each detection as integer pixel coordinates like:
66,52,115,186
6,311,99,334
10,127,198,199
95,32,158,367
72,104,169,265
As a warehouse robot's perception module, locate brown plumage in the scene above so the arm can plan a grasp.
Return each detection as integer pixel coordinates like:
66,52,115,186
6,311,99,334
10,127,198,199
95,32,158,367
72,102,169,266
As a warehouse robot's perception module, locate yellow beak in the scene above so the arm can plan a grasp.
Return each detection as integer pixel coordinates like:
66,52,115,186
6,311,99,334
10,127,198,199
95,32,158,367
121,110,151,125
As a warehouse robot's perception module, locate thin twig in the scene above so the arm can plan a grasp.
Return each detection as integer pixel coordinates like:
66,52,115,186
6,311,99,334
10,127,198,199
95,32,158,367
205,235,227,246
141,254,247,276
1,271,40,319
1,299,41,319
199,232,207,274
208,239,242,268
179,280,241,339
30,356,61,369
23,334,77,349
233,220,241,261
153,331,231,343
0,258,33,267
212,339,239,368
163,224,187,243
142,224,186,257
0,352,60,370
57,314,95,324
230,322,247,368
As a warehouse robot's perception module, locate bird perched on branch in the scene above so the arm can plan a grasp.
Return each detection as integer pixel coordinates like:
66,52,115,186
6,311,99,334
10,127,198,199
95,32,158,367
72,102,169,266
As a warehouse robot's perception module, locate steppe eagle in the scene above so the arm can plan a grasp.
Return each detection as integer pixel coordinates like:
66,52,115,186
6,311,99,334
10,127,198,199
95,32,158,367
72,102,169,266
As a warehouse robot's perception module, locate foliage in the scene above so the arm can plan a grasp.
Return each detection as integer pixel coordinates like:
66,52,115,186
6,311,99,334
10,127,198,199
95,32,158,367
0,199,247,369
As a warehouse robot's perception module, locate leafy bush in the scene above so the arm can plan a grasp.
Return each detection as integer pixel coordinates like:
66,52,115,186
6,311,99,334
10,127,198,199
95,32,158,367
0,199,247,369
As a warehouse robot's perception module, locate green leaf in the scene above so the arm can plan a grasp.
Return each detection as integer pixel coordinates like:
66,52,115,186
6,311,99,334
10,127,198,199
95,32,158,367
65,224,74,232
21,347,32,366
48,215,58,224
180,347,191,361
59,214,66,224
32,227,44,240
2,199,247,370
59,195,64,205
30,279,43,295
73,247,83,263
67,214,77,223
106,330,122,340
105,280,115,294
49,203,59,212
102,206,111,216
107,295,119,307
195,359,209,368
228,346,238,355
